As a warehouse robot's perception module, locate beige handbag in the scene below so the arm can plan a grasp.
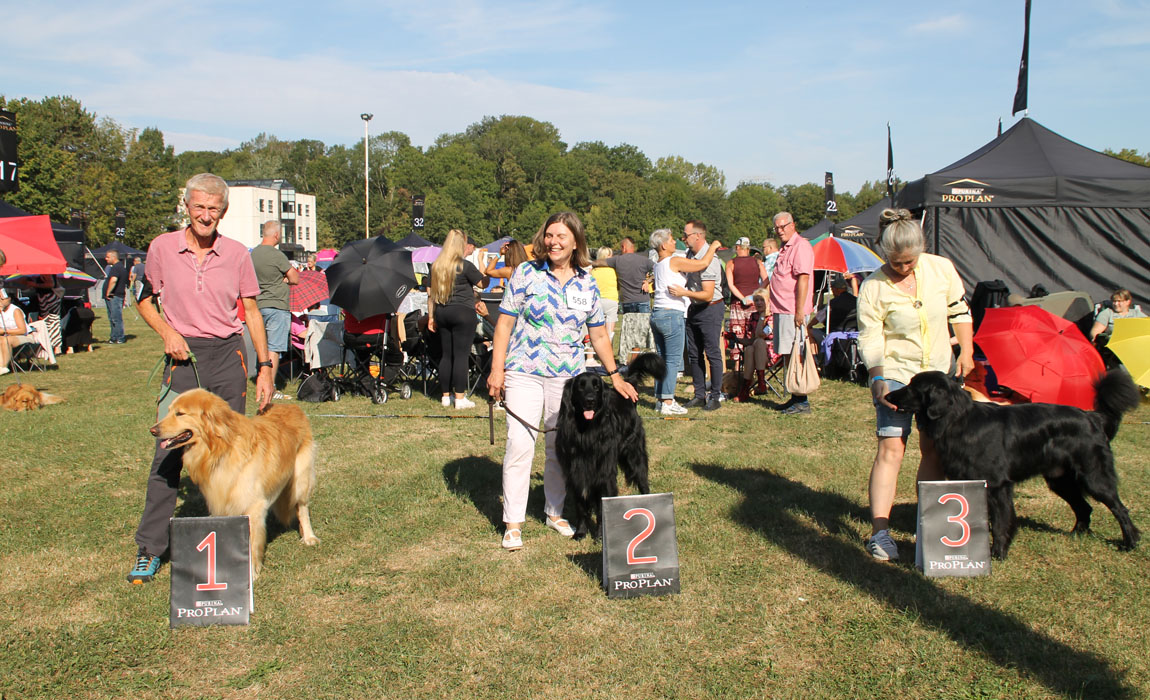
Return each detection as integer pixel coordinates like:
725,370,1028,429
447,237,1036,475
785,331,821,395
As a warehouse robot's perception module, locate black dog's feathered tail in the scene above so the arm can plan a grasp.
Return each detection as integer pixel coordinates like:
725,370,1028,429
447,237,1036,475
1094,368,1141,440
624,352,667,385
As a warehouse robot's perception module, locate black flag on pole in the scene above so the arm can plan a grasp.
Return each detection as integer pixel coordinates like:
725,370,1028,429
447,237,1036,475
886,124,894,204
997,118,1003,138
1012,0,1032,116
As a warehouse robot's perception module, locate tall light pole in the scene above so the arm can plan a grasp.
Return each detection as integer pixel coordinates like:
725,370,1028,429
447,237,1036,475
360,113,373,238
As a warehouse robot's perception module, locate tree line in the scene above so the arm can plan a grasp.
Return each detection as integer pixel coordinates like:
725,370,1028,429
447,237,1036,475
11,95,1142,253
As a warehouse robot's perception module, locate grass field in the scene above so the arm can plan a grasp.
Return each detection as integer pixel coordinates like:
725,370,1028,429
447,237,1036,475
2,310,1148,699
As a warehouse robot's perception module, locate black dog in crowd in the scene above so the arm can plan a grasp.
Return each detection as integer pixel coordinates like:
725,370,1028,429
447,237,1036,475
556,353,665,540
886,370,1141,559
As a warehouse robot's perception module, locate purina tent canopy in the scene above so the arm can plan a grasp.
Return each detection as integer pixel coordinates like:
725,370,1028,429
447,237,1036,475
896,118,1150,301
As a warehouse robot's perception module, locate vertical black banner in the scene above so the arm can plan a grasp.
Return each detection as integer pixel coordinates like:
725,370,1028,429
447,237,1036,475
824,172,836,218
114,208,127,239
1012,0,1032,116
411,195,425,230
0,109,17,193
885,125,894,204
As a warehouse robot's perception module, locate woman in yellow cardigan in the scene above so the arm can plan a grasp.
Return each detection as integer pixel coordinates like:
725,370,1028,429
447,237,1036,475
856,209,974,562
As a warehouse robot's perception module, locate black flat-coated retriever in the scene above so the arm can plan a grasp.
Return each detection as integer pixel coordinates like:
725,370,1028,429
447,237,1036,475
556,353,665,540
886,370,1141,559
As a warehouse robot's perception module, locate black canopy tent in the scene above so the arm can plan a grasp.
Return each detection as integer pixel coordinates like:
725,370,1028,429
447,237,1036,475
896,118,1150,302
799,197,890,248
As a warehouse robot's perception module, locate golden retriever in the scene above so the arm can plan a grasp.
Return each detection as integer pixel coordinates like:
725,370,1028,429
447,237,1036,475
1,383,64,411
151,389,319,577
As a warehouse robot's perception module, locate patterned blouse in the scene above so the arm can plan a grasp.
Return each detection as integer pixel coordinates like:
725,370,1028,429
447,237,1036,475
499,259,605,377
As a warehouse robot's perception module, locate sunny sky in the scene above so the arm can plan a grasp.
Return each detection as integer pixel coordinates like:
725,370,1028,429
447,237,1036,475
4,0,1149,193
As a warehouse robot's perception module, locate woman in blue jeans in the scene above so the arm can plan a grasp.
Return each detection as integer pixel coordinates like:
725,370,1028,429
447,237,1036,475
649,228,721,415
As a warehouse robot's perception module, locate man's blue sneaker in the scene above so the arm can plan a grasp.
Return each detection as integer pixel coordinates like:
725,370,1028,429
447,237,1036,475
127,552,161,584
781,401,811,415
866,529,899,561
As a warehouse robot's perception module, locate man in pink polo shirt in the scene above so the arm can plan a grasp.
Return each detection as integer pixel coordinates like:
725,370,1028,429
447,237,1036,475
768,211,815,415
127,173,276,584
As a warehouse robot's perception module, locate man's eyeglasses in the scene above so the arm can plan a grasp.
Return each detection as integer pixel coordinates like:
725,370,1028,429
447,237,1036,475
774,222,792,232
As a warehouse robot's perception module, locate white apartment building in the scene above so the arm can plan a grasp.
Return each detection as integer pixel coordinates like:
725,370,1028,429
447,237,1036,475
179,179,317,260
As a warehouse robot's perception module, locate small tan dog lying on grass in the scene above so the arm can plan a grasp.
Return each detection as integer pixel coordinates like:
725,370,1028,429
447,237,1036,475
151,388,319,578
1,383,64,411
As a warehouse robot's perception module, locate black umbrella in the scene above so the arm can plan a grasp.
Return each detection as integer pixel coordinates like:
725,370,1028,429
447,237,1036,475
324,236,417,319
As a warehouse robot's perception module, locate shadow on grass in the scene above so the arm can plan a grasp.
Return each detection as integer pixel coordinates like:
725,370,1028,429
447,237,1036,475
442,456,557,531
566,551,602,581
693,463,1135,699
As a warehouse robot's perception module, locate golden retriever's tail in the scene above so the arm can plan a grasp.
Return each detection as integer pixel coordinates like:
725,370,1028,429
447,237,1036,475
39,392,65,406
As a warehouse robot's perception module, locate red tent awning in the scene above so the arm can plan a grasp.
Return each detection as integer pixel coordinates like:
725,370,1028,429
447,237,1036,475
0,215,67,275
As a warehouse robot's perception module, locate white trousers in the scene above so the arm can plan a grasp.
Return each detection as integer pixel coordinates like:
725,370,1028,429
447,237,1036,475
501,370,568,524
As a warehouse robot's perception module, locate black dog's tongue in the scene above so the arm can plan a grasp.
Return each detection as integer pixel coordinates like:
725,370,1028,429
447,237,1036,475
583,410,595,421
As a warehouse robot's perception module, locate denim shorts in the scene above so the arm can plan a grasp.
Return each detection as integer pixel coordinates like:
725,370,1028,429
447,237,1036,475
260,307,291,353
875,378,912,438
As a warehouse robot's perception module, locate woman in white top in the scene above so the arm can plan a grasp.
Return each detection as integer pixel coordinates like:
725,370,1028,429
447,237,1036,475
648,228,720,415
0,288,34,374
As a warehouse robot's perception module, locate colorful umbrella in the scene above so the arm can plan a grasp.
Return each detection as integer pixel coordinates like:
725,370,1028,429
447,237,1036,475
290,269,330,312
974,306,1104,410
7,266,97,286
324,237,417,319
1107,317,1150,388
811,236,883,274
316,248,339,262
410,246,442,264
481,236,513,253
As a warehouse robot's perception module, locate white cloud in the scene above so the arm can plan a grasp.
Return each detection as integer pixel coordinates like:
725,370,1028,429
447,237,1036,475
909,14,970,35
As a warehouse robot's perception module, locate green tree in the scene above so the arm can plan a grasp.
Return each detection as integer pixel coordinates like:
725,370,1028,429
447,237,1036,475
727,182,787,246
1104,148,1150,167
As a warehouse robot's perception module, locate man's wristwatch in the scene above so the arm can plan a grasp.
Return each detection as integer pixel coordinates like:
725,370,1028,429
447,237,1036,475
257,360,273,370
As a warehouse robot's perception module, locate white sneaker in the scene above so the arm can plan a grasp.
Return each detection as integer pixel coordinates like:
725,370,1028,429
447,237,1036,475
455,397,476,409
441,395,452,407
659,400,687,416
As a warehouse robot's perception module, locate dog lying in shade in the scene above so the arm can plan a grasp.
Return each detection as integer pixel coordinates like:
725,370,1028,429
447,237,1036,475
1,383,64,411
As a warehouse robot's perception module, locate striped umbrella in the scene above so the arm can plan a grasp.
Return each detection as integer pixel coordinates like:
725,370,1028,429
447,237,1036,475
812,236,883,274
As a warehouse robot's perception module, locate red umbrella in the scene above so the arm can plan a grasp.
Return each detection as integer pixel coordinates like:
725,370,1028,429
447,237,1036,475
974,306,1104,410
0,216,68,275
289,269,330,312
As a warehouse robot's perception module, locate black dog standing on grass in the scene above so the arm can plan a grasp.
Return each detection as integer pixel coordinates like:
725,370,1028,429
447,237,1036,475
556,352,666,540
886,370,1141,559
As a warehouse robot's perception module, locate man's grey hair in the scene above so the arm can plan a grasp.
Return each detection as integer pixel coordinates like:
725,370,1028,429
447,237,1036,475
106,250,119,261
184,173,229,208
262,220,283,238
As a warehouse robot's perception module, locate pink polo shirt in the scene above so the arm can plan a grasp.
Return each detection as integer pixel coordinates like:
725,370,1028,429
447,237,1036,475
769,235,814,317
145,228,260,339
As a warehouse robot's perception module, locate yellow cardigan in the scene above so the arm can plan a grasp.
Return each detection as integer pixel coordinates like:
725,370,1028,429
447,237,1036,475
857,254,972,384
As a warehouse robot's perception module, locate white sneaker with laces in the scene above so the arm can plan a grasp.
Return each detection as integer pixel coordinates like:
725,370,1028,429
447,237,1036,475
659,400,688,416
455,397,476,409
441,395,452,407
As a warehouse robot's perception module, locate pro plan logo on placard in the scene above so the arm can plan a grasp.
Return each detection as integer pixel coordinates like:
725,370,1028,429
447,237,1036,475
941,178,996,204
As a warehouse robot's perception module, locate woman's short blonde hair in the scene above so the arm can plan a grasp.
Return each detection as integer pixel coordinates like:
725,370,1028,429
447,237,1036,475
1111,288,1133,303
